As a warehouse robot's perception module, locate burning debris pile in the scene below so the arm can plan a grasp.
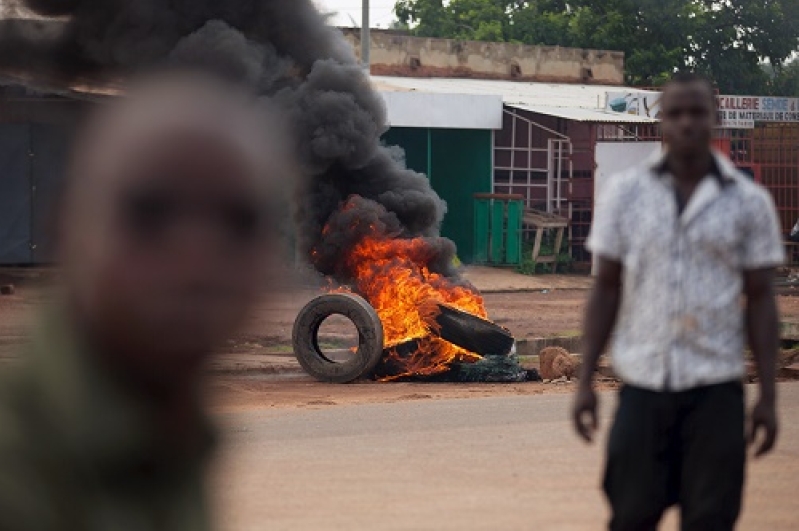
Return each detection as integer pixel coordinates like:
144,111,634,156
294,195,524,383
308,196,518,381
0,0,527,382
292,290,526,384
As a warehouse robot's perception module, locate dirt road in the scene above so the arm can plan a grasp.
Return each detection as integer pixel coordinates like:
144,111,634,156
211,382,799,531
0,276,592,357
3,276,799,358
2,268,799,528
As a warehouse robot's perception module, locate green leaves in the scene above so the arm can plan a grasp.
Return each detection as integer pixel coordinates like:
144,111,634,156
763,58,799,97
392,0,799,95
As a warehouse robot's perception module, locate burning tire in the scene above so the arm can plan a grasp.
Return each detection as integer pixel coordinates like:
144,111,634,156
292,293,384,383
432,304,515,356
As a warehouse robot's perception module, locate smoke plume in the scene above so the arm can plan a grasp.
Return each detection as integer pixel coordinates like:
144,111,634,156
0,0,456,280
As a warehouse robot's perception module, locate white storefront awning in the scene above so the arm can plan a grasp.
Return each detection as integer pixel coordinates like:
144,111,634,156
378,91,503,129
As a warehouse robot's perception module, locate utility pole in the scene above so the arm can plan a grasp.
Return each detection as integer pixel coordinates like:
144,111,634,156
361,0,370,73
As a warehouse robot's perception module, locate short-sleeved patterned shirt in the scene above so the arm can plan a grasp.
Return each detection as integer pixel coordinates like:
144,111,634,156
587,150,785,391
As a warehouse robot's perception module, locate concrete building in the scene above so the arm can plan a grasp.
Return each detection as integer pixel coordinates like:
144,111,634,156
0,28,632,265
374,77,799,268
0,77,504,265
1,29,796,268
373,76,661,267
340,28,625,85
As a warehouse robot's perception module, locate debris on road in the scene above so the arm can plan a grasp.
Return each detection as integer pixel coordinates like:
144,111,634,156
292,293,384,384
539,346,577,380
431,303,515,357
291,291,535,383
448,349,531,383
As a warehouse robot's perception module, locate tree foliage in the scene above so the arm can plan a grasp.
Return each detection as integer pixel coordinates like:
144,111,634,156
393,0,799,95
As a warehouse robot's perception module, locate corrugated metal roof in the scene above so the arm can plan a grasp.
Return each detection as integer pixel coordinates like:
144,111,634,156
508,103,659,123
372,76,660,123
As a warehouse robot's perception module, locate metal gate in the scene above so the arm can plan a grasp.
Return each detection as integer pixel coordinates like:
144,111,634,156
0,124,69,265
493,108,572,215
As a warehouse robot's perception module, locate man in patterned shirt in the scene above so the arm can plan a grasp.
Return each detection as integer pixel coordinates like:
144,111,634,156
573,72,784,530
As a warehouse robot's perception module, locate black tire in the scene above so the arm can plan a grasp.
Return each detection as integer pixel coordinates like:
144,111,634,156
433,304,515,356
448,356,529,382
292,293,384,383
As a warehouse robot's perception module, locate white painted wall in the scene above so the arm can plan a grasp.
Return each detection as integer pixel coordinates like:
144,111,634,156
595,141,661,198
591,141,661,273
379,91,503,130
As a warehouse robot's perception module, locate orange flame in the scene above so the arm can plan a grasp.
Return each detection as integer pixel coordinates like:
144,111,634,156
317,198,487,379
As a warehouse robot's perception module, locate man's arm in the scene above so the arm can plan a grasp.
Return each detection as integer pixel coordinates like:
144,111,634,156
572,257,622,443
744,267,779,457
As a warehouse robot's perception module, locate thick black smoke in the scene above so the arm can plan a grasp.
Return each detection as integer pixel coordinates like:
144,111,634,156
0,0,354,77
0,0,455,279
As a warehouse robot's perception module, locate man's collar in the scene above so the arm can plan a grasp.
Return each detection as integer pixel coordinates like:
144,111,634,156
652,149,735,187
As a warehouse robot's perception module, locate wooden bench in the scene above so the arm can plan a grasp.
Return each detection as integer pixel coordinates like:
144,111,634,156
521,209,569,273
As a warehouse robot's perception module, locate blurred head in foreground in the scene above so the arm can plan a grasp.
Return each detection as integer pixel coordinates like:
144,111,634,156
58,70,287,386
0,69,290,530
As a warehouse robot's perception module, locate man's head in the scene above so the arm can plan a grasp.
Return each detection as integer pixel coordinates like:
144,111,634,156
660,72,717,158
59,71,290,382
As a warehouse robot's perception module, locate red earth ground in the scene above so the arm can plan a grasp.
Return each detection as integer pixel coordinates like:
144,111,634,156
1,267,797,408
4,269,797,530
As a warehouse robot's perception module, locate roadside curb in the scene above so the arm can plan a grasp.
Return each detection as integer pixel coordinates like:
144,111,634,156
211,336,586,379
476,287,592,294
208,353,306,377
516,335,582,356
209,363,306,377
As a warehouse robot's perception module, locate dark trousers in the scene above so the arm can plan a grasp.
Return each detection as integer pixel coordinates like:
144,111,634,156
604,382,745,531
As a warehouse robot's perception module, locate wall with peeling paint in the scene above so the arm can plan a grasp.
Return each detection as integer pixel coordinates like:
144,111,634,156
341,28,624,85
